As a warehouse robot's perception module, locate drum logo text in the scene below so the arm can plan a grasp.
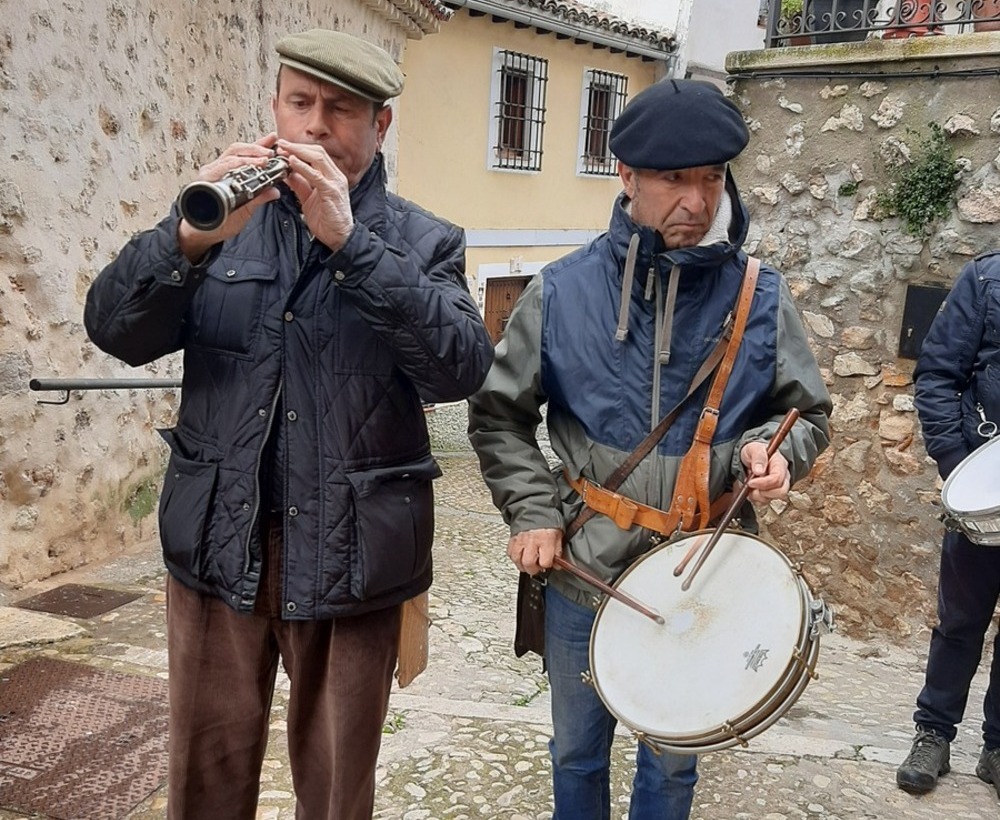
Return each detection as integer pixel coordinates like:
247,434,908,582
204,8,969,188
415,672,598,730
744,644,769,672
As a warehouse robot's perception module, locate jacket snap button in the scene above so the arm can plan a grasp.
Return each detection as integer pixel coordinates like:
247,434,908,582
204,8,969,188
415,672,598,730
225,269,236,277
258,408,267,417
287,410,297,421
284,311,294,322
288,506,299,517
170,270,182,282
286,601,297,613
334,270,346,281
242,502,251,511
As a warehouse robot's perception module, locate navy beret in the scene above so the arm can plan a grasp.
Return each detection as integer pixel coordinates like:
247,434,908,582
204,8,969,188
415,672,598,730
610,79,750,171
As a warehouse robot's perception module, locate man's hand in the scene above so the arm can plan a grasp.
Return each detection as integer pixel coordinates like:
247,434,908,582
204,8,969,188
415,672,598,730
508,528,563,576
275,138,354,252
738,441,791,503
177,133,282,263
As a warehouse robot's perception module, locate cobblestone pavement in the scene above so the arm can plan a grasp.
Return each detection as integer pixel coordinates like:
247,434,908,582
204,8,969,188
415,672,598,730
1,450,998,819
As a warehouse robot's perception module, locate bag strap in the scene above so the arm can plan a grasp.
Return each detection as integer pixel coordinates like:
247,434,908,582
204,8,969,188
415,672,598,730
562,261,753,543
669,255,761,532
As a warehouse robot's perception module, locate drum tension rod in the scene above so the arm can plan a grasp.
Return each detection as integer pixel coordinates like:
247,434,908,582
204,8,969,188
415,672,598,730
722,722,750,748
634,732,662,757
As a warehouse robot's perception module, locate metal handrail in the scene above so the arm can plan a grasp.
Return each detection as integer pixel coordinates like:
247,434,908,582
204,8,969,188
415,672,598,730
764,0,999,48
29,378,182,406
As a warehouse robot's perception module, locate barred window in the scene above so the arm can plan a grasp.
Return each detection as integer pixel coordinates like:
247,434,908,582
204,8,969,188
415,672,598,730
578,69,628,176
489,50,548,172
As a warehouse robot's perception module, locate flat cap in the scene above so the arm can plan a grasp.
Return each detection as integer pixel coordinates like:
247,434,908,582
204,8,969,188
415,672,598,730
610,79,749,171
276,29,404,102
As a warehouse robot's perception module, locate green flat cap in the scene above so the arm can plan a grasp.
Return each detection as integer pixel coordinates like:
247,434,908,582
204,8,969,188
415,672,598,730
276,29,404,102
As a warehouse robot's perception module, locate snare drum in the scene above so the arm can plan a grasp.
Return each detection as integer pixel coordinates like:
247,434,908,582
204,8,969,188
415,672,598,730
941,434,1000,545
588,531,832,755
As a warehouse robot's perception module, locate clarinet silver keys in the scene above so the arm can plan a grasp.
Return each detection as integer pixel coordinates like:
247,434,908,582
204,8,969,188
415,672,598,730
179,156,290,231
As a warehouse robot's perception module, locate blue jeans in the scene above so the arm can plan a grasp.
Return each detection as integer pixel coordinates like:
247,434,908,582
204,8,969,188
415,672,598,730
544,585,698,820
914,530,1000,748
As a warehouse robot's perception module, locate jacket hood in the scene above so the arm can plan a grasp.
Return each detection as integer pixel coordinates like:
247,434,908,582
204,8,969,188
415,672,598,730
606,168,750,361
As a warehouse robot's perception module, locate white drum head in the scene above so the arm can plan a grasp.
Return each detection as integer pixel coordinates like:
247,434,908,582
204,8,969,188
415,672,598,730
590,532,804,740
941,434,1000,516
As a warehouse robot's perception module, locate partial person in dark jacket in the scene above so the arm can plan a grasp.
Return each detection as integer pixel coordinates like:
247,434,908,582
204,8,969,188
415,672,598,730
84,28,493,820
468,80,830,819
897,250,1000,802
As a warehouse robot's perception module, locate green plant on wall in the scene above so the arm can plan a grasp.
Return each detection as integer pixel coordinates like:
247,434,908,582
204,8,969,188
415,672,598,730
122,474,160,523
781,0,804,16
877,123,961,237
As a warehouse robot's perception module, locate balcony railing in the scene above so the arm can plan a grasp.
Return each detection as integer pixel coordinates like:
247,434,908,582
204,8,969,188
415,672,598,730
764,1,1000,48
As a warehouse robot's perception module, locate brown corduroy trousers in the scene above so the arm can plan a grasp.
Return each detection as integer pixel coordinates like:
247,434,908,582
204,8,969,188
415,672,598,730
165,524,401,820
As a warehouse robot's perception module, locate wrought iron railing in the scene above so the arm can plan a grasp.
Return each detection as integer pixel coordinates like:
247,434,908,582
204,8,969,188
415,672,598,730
764,0,1000,48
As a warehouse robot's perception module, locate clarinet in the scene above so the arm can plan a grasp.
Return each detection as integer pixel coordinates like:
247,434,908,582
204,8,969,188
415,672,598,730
178,156,290,231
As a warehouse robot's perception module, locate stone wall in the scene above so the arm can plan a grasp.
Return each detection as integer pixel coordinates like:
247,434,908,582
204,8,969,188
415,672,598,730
0,0,407,585
728,34,1000,637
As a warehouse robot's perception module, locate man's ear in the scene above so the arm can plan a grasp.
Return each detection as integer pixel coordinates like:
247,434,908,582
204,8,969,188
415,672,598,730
618,162,636,198
375,105,393,149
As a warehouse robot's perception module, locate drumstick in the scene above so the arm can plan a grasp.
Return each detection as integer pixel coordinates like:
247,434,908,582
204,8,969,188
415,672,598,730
678,408,800,592
553,555,666,625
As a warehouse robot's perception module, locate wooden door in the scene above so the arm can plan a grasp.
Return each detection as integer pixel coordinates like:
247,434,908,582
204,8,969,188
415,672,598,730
484,275,530,344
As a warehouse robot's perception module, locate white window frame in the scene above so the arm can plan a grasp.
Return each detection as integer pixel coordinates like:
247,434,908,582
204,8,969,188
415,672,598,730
576,67,628,177
486,48,548,174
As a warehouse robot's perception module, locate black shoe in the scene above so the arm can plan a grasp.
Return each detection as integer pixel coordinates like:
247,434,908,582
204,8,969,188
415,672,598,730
976,746,1000,800
896,727,951,794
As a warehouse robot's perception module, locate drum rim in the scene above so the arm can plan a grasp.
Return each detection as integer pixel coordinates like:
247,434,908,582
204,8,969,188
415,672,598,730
941,434,1000,516
588,530,819,744
643,637,821,754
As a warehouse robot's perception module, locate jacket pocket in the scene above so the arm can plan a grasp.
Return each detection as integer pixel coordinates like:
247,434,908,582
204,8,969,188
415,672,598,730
159,450,219,581
347,457,443,600
188,261,278,357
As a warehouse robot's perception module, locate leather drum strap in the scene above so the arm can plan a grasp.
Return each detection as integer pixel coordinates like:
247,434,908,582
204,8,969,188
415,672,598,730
563,315,734,544
668,256,761,532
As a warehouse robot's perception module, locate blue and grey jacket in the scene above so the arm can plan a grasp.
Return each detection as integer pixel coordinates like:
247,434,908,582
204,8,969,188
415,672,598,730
85,156,494,618
915,249,1000,478
468,176,831,605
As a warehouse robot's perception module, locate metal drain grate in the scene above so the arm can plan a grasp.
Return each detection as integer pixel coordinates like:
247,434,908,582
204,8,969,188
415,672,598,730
13,584,143,619
0,657,168,819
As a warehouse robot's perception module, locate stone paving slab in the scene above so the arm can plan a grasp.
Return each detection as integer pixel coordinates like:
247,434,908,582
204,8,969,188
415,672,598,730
0,607,84,650
0,453,996,819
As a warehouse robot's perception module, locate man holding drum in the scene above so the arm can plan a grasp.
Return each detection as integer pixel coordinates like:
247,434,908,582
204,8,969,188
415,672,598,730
468,79,831,819
896,249,1000,800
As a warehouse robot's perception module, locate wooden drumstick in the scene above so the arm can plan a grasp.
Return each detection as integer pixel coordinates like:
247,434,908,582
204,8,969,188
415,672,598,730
553,555,665,625
678,408,801,592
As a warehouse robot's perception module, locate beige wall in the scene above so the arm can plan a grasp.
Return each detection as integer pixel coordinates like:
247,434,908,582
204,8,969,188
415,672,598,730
397,9,662,289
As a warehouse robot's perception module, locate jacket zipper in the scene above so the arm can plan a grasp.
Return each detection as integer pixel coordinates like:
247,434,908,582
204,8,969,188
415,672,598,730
242,213,302,575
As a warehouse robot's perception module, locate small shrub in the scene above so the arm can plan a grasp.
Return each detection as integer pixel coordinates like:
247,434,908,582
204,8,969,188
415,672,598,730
877,123,961,236
838,180,859,197
123,475,159,523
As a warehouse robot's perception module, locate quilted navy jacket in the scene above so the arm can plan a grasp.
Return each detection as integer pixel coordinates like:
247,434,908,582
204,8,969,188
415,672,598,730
915,249,1000,479
85,157,494,618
